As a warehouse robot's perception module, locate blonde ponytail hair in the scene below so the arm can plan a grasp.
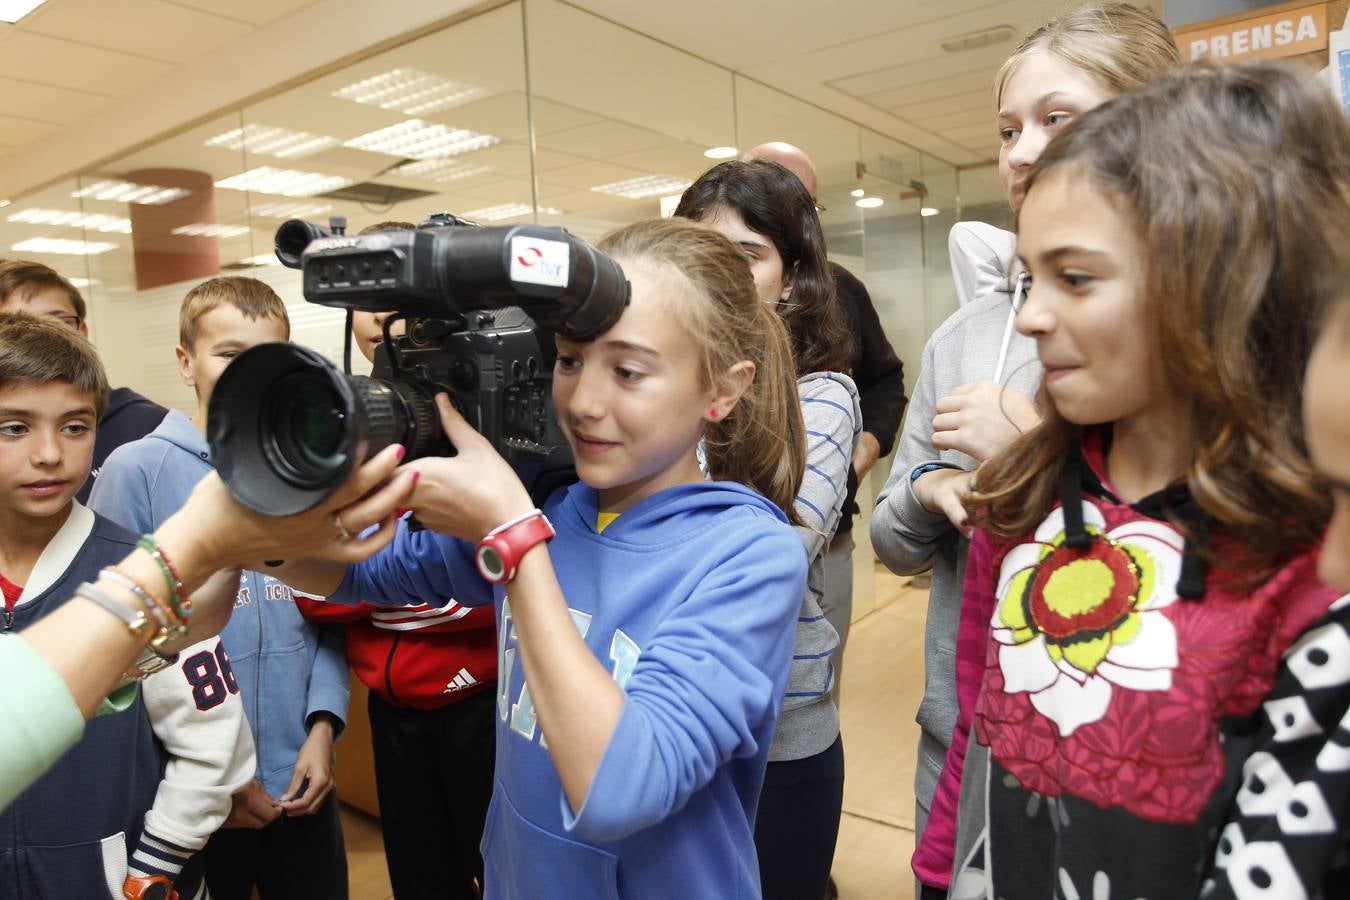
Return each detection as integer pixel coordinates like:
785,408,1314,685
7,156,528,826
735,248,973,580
995,2,1181,108
598,218,805,522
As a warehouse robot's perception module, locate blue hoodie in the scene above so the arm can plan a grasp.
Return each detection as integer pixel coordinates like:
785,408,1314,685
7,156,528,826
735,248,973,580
333,480,807,899
89,409,349,799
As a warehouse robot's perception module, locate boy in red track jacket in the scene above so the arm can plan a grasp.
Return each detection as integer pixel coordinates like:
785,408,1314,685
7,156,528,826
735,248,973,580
298,287,496,900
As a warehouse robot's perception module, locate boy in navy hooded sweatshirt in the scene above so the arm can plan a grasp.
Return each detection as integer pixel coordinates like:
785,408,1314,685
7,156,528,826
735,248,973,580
91,277,350,899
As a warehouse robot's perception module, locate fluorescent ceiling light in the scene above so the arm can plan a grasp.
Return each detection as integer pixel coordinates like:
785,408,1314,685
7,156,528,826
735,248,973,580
0,199,10,209
72,180,189,205
250,201,334,219
659,194,682,218
332,68,488,116
704,146,738,160
12,237,118,256
205,124,338,159
850,188,865,198
921,207,939,217
344,119,499,159
68,277,100,288
0,1,48,24
461,203,564,222
855,197,884,209
172,223,250,238
215,167,353,197
237,254,283,266
8,208,132,233
389,159,494,183
591,175,690,199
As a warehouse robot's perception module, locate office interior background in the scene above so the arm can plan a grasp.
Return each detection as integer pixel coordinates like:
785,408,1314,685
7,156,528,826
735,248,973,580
2,0,1334,895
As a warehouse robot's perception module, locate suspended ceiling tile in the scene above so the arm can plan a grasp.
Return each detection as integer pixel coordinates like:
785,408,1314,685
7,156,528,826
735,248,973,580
0,114,61,145
538,119,673,160
862,69,995,114
535,159,665,192
164,0,319,27
24,0,254,65
607,142,717,180
887,87,993,122
829,44,1014,99
0,76,108,123
920,107,992,133
0,31,176,96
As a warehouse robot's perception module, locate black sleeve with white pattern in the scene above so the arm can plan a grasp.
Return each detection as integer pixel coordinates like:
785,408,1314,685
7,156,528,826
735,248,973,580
1204,595,1350,900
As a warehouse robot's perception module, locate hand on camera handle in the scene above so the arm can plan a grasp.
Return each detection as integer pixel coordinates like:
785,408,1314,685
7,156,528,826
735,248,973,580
396,394,536,542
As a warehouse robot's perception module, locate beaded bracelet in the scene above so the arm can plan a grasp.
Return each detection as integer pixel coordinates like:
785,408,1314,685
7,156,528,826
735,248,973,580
102,567,186,644
136,536,191,623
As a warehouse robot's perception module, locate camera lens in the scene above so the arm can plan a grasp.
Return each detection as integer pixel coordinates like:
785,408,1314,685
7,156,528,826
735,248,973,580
264,374,349,486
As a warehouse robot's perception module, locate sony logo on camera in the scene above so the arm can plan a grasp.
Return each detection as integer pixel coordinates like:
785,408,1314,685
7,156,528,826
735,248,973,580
307,235,366,253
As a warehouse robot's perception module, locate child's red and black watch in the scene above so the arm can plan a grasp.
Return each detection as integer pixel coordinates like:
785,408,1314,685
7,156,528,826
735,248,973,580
475,510,555,584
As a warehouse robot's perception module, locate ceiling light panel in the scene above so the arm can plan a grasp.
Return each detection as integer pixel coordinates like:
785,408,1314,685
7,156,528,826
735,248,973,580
590,175,691,199
205,124,339,159
389,159,495,183
12,238,118,256
215,167,354,197
172,223,251,238
332,68,489,116
72,180,190,205
8,208,132,233
237,254,283,266
249,201,334,219
461,203,563,222
0,1,48,24
344,120,500,159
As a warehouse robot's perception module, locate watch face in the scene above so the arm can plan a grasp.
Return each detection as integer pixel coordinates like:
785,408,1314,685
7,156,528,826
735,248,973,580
144,883,171,900
479,545,506,580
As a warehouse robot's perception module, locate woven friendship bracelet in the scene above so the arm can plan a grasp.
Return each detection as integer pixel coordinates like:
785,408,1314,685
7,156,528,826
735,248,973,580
135,536,191,623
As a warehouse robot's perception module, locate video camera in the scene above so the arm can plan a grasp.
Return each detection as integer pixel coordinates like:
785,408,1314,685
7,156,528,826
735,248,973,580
206,213,630,516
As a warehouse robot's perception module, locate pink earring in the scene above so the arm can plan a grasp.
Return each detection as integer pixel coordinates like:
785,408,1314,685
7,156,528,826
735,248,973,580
709,408,718,419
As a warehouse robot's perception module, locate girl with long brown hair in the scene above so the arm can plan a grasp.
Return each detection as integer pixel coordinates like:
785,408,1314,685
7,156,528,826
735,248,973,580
949,60,1350,899
677,159,862,900
870,5,1182,895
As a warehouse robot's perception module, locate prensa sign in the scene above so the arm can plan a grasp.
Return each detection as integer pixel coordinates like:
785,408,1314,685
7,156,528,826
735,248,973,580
1174,0,1329,62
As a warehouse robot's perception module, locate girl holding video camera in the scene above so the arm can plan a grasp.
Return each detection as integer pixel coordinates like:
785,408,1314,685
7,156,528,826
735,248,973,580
282,216,811,897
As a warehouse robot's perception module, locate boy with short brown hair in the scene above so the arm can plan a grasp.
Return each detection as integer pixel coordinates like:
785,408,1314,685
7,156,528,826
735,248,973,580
92,276,351,900
0,259,167,503
0,311,253,900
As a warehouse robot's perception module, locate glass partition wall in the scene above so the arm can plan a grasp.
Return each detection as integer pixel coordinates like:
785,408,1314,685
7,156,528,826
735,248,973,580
3,0,1007,575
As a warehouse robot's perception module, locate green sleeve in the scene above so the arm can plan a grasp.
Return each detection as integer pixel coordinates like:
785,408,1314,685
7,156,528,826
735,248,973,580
0,636,87,811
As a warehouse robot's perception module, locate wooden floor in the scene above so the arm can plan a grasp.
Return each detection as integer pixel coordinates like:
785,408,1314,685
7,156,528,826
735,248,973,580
339,564,928,899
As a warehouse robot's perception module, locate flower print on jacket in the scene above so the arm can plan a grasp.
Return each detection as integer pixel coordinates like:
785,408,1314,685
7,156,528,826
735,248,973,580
990,501,1184,738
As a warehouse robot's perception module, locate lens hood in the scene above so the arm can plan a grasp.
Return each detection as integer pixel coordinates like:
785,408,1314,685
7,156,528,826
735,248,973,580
208,342,365,516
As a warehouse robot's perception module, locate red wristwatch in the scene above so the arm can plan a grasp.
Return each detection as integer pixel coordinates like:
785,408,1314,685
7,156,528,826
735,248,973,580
123,874,178,900
476,510,555,584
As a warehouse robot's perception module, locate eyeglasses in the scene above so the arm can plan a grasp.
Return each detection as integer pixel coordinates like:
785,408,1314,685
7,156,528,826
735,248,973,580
45,313,83,330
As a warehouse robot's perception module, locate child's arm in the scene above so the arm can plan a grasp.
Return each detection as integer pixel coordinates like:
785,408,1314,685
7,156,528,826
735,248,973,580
1204,595,1350,899
871,332,963,572
794,373,861,561
277,622,349,816
129,637,256,885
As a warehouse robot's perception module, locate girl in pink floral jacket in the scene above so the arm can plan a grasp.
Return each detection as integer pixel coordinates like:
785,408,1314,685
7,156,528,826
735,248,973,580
939,61,1350,900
